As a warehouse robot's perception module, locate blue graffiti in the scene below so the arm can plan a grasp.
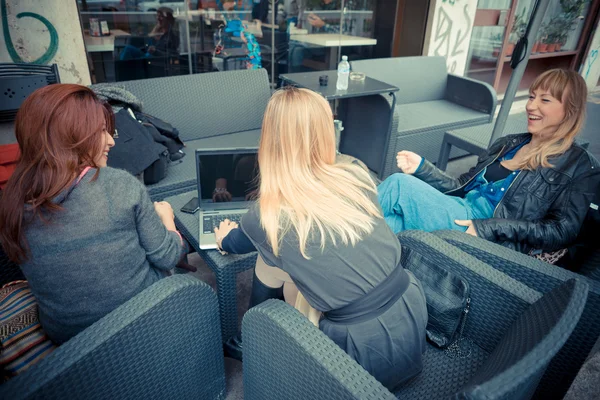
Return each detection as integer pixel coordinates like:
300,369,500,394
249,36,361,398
1,1,59,64
585,49,599,79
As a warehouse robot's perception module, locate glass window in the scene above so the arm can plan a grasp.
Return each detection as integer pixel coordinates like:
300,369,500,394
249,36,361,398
464,0,512,86
515,0,591,53
283,0,375,79
78,0,381,87
465,0,593,92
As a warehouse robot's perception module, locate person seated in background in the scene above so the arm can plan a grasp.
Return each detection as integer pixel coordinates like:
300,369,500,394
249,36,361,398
119,7,179,60
305,0,343,33
378,69,600,256
0,84,186,344
215,87,428,391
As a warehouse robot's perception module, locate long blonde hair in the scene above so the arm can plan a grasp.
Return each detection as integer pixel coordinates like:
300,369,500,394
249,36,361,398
258,87,381,258
519,69,587,170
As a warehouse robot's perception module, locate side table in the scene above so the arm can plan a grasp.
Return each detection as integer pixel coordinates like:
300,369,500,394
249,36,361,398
436,113,589,171
166,191,257,342
280,71,398,179
436,113,528,171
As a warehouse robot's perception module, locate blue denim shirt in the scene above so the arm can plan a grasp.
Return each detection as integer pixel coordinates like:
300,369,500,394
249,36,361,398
463,139,530,208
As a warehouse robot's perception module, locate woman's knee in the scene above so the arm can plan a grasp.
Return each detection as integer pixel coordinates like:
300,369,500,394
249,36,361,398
382,173,416,187
378,173,416,199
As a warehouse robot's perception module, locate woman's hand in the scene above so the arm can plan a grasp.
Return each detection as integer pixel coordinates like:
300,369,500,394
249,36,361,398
154,201,176,231
307,13,325,28
223,1,235,11
455,220,478,237
214,219,239,250
396,151,422,174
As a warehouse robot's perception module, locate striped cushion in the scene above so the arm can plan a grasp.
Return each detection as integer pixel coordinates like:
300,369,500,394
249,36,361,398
0,281,56,380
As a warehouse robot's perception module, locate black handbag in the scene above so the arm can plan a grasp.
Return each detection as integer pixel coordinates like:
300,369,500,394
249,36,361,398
407,254,471,349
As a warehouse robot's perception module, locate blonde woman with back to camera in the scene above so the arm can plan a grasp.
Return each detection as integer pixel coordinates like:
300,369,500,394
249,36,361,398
378,69,600,256
214,87,428,391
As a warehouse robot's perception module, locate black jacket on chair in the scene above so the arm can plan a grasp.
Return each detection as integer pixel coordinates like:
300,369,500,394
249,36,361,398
414,133,600,254
108,109,167,176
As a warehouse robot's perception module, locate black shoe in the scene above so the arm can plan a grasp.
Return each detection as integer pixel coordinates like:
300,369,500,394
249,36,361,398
224,334,243,361
224,271,284,361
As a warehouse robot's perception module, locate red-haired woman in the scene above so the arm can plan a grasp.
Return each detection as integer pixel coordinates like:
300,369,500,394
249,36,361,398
0,84,186,344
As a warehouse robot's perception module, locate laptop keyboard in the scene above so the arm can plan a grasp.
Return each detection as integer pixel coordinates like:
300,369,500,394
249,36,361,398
202,214,243,234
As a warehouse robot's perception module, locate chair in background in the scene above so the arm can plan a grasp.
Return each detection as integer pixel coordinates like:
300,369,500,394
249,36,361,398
434,230,600,399
113,35,149,82
181,51,214,74
347,57,497,178
242,231,588,400
0,275,226,400
113,35,201,81
112,68,271,200
0,63,60,122
258,27,289,83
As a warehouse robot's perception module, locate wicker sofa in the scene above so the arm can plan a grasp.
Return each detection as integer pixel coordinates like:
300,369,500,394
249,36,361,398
114,68,272,200
346,57,497,178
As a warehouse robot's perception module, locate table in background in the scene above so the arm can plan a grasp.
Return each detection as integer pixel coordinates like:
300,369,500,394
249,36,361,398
280,70,398,179
83,29,130,83
165,191,257,343
289,33,376,69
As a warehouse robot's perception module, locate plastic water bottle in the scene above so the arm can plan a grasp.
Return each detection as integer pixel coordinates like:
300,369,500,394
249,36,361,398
336,55,350,91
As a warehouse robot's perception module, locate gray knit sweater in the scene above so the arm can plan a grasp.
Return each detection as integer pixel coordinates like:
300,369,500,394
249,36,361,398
20,167,184,344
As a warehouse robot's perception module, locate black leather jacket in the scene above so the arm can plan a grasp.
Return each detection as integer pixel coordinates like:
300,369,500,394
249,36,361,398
414,133,600,253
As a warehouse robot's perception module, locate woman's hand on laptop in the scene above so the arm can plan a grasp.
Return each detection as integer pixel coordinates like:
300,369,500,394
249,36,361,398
215,219,239,250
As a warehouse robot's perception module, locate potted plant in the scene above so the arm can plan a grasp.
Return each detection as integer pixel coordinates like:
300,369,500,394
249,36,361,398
556,31,569,51
506,12,525,56
547,35,558,53
490,33,503,57
560,0,587,16
538,31,550,53
555,0,589,49
532,23,547,53
510,10,527,39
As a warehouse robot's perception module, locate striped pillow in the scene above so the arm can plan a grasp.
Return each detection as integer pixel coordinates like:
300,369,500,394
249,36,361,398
0,281,56,380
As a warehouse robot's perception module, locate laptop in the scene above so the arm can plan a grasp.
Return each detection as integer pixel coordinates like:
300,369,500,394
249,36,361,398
195,148,259,250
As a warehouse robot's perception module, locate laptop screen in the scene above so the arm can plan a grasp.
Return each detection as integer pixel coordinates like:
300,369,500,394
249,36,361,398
196,149,259,205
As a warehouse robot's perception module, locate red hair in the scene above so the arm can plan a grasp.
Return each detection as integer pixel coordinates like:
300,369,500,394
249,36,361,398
0,84,114,263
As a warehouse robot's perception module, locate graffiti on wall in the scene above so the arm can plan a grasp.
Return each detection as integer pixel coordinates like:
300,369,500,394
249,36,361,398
1,0,58,64
427,0,477,75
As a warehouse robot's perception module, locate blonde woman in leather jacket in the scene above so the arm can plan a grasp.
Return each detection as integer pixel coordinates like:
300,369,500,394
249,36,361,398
378,69,600,254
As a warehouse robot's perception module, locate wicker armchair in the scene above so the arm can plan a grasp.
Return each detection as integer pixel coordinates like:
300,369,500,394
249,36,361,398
433,230,600,399
0,275,226,400
242,231,588,400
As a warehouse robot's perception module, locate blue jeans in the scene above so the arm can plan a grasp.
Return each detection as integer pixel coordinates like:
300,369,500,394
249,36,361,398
119,45,151,61
377,173,493,234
